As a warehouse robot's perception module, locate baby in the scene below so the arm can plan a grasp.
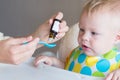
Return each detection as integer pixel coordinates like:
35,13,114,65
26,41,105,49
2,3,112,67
34,0,120,80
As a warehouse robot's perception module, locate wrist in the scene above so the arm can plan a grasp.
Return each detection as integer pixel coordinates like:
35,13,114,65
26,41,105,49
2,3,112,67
52,57,64,68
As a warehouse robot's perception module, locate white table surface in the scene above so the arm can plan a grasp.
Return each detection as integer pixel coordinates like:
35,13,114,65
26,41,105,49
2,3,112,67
0,58,104,80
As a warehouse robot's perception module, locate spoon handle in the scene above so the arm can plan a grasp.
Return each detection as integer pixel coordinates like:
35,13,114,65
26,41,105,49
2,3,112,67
23,41,56,48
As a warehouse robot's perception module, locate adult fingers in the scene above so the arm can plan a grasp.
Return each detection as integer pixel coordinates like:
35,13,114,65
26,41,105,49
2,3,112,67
48,12,63,25
14,49,35,64
9,37,39,54
59,20,69,33
7,36,33,45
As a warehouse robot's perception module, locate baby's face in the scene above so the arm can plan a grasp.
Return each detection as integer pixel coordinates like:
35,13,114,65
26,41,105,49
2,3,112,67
78,11,119,56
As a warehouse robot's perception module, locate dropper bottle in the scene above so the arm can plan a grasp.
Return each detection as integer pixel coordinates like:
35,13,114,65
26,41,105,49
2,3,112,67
49,12,63,41
49,19,61,41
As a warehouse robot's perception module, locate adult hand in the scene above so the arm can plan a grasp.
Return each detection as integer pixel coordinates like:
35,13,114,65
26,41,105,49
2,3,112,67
32,12,69,46
0,36,39,64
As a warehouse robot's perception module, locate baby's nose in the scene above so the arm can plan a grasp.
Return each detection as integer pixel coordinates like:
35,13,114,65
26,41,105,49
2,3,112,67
82,33,90,42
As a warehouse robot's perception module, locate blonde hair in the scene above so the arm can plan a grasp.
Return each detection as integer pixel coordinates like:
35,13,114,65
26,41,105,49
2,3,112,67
80,0,120,30
83,0,120,16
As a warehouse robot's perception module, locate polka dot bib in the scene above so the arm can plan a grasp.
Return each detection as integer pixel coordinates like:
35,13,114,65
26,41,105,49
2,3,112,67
65,46,120,77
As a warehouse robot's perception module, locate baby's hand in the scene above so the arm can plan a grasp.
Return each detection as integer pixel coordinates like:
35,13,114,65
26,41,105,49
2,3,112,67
105,69,120,80
34,56,54,67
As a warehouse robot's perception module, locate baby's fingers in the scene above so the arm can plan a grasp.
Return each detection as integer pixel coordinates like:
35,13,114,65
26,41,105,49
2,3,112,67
105,70,120,80
105,72,114,80
34,56,50,67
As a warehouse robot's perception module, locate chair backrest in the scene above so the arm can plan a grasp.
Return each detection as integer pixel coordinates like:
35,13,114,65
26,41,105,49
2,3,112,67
57,23,79,62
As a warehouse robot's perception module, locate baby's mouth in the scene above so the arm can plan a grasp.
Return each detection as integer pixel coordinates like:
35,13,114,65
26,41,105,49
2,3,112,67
82,44,90,50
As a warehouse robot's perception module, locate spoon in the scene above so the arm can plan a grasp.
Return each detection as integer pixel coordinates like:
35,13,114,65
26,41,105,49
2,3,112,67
38,41,56,48
23,41,56,48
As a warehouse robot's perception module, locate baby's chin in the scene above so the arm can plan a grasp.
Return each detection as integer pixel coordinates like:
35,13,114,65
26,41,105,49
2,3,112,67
84,51,99,56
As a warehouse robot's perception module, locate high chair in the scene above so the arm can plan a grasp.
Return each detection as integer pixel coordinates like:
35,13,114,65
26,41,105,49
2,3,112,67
57,23,79,62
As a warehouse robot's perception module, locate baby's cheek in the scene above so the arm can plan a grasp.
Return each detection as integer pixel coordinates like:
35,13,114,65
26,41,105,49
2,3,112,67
77,37,81,45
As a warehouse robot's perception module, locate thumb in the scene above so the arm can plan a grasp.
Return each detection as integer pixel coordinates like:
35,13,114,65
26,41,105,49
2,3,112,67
55,12,63,20
48,12,63,25
49,12,63,20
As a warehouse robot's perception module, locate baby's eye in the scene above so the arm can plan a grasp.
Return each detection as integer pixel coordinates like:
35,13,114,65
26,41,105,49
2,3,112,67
80,28,84,32
91,32,98,35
